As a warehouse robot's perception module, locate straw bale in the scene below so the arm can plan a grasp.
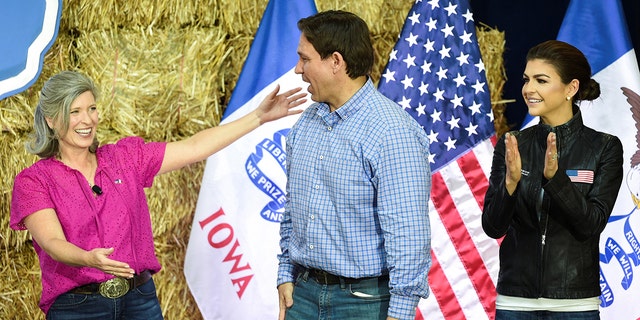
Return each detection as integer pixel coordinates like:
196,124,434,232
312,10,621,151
63,0,222,31
0,94,37,135
0,135,41,317
0,243,41,320
72,27,228,142
0,134,38,250
62,0,119,32
153,209,204,320
208,1,268,106
187,0,221,28
217,0,268,35
476,23,510,137
317,0,413,35
145,162,204,236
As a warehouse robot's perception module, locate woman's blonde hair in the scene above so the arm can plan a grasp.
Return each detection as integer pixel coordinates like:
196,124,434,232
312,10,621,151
26,71,100,158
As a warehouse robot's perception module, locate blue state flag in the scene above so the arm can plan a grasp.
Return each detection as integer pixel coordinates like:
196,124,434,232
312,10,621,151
184,1,316,319
557,0,640,318
0,0,61,100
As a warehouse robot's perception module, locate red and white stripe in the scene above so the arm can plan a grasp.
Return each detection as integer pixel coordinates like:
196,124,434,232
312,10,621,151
417,137,500,320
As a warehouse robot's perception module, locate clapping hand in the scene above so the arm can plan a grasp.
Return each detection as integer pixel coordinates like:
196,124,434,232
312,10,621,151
543,132,558,179
504,132,522,195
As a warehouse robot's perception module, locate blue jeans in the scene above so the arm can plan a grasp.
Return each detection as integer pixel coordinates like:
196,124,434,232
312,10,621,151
46,278,163,320
496,309,600,320
286,270,391,320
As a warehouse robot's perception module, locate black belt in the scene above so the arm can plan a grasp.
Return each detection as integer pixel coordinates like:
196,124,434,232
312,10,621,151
69,270,152,299
305,267,388,285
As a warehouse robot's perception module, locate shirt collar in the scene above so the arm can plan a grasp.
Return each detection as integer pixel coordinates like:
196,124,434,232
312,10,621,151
313,77,375,121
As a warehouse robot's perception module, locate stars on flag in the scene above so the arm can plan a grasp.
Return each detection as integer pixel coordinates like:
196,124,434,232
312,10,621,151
378,0,494,171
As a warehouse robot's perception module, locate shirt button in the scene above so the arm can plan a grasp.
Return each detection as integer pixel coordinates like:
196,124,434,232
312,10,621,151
319,155,324,160
309,245,314,250
315,185,319,189
310,214,315,219
327,127,332,131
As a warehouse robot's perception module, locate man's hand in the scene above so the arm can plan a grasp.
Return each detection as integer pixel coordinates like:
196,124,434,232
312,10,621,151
278,282,294,320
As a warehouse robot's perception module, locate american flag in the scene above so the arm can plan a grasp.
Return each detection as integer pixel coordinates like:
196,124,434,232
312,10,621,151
566,169,594,184
378,0,500,319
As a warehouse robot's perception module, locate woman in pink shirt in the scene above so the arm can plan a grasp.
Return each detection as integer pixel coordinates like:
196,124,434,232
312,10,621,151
10,70,305,319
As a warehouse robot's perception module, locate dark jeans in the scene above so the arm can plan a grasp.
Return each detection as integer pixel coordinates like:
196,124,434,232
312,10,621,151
46,278,163,320
496,309,600,320
286,270,391,320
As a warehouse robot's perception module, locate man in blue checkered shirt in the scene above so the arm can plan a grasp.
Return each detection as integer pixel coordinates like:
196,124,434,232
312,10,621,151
277,10,432,320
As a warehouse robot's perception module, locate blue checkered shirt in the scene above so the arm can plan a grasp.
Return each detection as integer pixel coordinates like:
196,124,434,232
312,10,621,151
278,79,432,319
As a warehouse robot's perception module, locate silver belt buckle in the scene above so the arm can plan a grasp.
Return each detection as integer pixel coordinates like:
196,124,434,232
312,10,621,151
99,277,130,299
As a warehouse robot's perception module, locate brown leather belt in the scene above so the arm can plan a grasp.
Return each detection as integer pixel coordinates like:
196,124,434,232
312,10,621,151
305,267,388,285
69,270,152,299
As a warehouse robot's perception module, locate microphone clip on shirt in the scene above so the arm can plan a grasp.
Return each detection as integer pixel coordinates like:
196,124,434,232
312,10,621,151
92,185,103,195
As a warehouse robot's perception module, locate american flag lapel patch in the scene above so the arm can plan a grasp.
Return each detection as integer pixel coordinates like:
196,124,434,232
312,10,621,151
566,169,594,183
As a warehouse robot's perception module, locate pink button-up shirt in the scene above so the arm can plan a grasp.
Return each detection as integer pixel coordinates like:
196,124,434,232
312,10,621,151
11,137,167,314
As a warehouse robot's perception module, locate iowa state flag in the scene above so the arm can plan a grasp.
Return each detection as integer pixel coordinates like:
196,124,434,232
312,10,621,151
183,1,316,319
557,0,640,318
378,0,499,319
0,0,61,100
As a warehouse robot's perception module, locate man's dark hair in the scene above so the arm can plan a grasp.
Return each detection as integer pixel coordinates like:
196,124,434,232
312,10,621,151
298,10,374,79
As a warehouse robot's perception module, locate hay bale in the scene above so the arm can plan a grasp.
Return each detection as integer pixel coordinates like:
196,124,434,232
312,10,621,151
73,27,228,142
63,0,218,31
152,203,204,320
0,244,41,320
0,134,39,250
477,23,510,137
146,163,204,236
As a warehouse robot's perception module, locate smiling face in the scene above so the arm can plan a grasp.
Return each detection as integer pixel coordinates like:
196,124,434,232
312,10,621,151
522,59,578,127
47,90,99,155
